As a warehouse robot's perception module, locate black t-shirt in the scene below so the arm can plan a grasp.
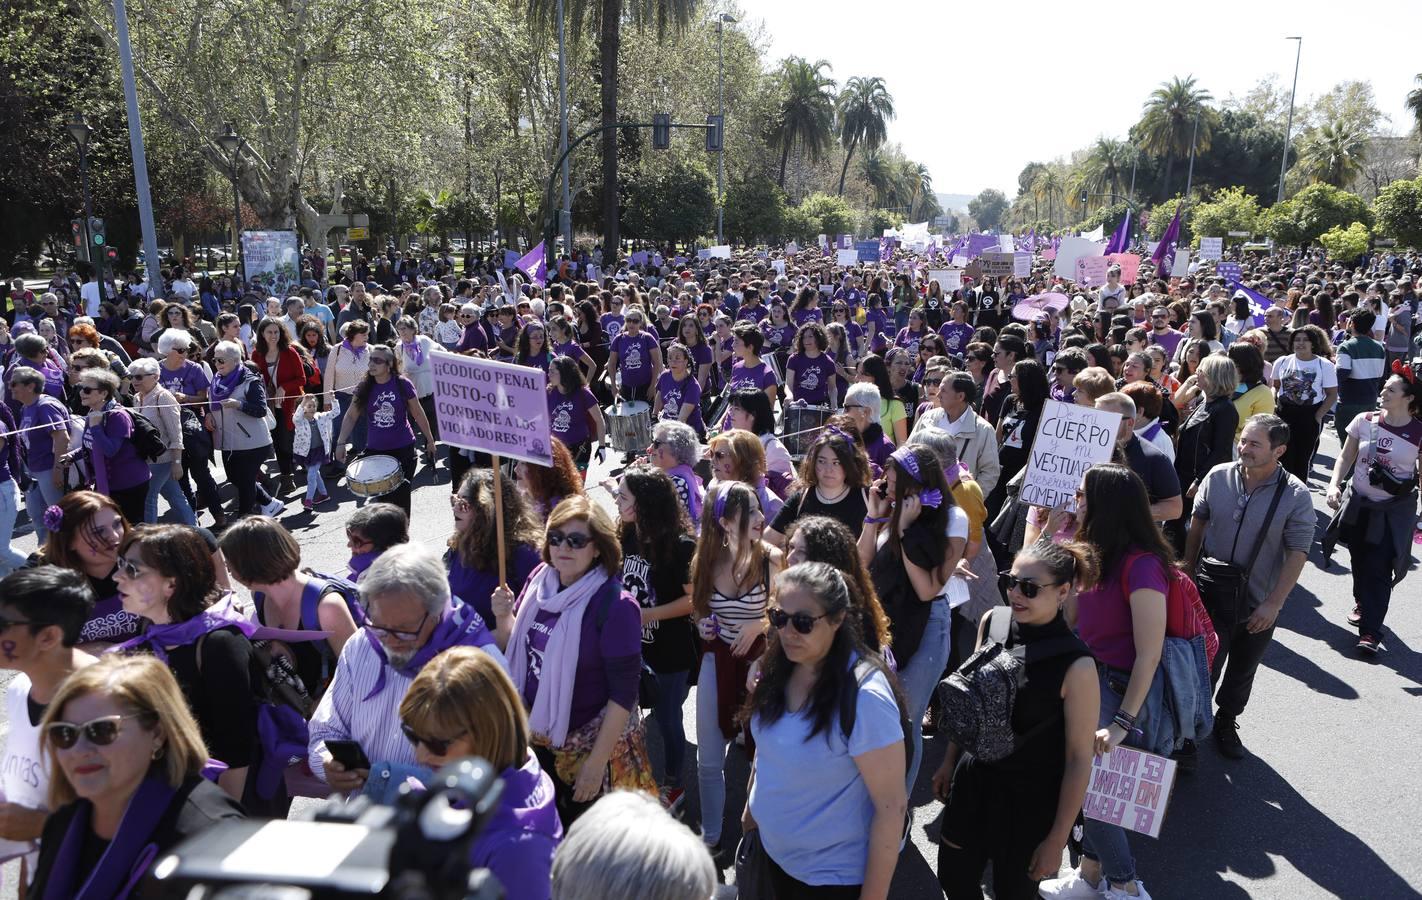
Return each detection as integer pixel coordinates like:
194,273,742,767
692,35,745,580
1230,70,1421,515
771,486,869,540
1124,435,1181,505
164,627,259,768
621,528,698,674
869,518,943,666
974,289,1003,330
29,777,244,900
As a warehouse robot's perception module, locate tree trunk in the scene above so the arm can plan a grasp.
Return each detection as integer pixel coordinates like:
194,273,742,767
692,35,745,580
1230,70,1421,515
778,140,791,189
837,137,858,196
599,0,622,259
1161,154,1175,201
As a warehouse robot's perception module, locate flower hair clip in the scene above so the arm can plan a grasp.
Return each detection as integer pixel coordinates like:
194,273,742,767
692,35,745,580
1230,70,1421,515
43,505,64,532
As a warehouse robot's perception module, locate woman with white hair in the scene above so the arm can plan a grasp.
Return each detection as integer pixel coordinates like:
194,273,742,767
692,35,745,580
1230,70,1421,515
551,791,715,900
156,327,209,407
130,357,196,524
207,340,284,518
841,382,895,472
644,420,704,526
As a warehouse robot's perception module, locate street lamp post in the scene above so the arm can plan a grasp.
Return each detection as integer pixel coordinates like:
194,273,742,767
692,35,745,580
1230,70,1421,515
557,0,571,258
66,113,101,296
217,123,246,284
1184,112,1201,199
716,14,735,246
1277,36,1303,204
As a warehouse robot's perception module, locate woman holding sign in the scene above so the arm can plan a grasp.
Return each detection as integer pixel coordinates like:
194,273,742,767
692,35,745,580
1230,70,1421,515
332,344,436,518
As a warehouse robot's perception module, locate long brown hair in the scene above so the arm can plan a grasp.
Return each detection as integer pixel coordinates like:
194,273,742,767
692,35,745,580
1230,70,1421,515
451,469,542,572
41,490,127,572
784,515,891,649
691,481,766,619
520,438,583,511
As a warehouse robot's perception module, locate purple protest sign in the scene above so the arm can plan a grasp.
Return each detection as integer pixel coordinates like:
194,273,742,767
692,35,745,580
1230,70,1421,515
430,350,551,466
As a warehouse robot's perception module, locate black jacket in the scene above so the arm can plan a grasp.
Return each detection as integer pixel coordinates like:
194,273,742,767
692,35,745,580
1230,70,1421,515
1176,396,1238,490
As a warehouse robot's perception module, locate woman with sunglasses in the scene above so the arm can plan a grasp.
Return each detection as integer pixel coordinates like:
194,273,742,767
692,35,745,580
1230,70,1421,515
610,465,697,812
1038,464,1169,900
856,354,908,446
206,340,284,519
333,344,435,518
742,561,906,899
29,654,243,899
707,428,784,521
29,491,148,645
933,541,1098,900
111,525,262,806
605,307,663,407
859,445,959,792
128,357,196,526
491,496,656,825
397,647,562,900
446,469,543,626
63,367,151,526
691,481,782,859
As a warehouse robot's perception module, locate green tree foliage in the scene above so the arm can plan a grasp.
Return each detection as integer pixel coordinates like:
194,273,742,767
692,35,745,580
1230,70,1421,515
968,189,1009,230
835,76,894,196
723,176,788,244
1137,76,1215,200
1260,183,1371,246
797,193,856,239
1078,138,1136,200
1372,177,1422,248
1294,121,1371,189
1318,222,1371,261
1407,75,1422,136
1190,187,1261,245
1145,197,1188,241
622,158,714,242
1191,109,1286,202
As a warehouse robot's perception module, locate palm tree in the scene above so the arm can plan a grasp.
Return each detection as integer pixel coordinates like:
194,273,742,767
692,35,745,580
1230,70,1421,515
1406,74,1422,157
1031,166,1065,227
772,57,836,188
1138,75,1214,198
859,151,893,207
899,159,933,219
1295,120,1370,188
1079,138,1135,202
527,0,699,256
834,76,894,196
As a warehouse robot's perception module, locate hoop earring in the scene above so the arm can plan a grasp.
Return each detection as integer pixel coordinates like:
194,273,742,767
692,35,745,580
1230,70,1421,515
152,744,166,761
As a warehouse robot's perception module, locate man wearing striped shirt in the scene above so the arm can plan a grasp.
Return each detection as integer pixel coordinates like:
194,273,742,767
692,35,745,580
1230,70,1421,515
1333,309,1387,445
308,544,505,793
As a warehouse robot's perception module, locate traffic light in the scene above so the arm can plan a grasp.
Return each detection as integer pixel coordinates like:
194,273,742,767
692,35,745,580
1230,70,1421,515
106,247,118,264
652,114,671,150
71,218,90,262
706,114,723,152
88,216,106,248
1078,190,1088,205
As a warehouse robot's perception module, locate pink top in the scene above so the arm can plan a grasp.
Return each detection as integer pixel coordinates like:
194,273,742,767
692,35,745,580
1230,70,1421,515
1076,552,1169,670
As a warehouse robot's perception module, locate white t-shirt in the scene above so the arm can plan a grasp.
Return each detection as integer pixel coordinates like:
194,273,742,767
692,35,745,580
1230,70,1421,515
80,281,102,318
170,278,196,301
1272,354,1338,407
1347,411,1422,502
0,675,48,876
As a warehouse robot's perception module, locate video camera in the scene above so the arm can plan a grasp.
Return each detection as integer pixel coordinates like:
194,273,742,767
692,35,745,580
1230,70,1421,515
153,758,505,900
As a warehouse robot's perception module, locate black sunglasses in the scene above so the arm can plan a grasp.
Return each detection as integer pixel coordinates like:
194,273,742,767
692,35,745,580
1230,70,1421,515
547,529,592,549
768,607,829,635
47,714,141,750
999,571,1062,599
400,722,465,756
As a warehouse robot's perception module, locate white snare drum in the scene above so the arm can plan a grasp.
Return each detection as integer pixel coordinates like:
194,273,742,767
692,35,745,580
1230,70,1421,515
781,404,833,459
346,454,405,498
605,401,653,453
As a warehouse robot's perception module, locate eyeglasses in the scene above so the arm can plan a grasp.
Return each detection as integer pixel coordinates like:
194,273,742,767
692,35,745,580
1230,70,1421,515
400,722,466,756
79,385,101,394
712,450,729,460
923,378,943,387
998,572,1062,599
547,529,593,549
843,403,868,412
366,609,430,642
0,614,36,631
449,494,471,514
369,357,391,366
768,607,829,635
47,714,142,750
114,556,147,579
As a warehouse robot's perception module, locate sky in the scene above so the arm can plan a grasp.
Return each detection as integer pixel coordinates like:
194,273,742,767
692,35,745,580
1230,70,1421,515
738,0,1421,205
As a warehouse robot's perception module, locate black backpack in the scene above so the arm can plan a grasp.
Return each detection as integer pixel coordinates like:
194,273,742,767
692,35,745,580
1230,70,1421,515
110,407,168,461
935,607,1083,762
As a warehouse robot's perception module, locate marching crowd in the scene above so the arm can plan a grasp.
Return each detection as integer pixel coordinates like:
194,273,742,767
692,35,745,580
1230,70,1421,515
0,236,1418,900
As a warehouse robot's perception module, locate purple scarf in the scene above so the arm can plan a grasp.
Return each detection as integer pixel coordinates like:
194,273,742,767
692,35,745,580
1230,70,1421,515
209,366,246,411
341,340,369,361
110,593,328,661
668,464,704,524
401,337,425,367
347,549,380,581
42,774,176,900
360,599,497,701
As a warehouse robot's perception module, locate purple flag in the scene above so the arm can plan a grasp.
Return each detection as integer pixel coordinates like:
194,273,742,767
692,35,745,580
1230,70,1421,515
515,241,547,286
1151,211,1181,270
1027,228,1037,252
1104,211,1132,255
1227,279,1276,328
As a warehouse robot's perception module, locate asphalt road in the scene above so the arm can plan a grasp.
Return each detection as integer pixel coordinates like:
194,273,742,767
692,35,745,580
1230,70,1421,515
3,425,1419,900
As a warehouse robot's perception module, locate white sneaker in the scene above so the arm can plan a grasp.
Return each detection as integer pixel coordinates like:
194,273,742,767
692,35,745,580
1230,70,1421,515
1102,882,1151,900
260,497,284,518
1038,868,1104,899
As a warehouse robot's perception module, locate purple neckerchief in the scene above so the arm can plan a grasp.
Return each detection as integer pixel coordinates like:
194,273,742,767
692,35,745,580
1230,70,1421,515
668,464,704,523
341,339,368,361
348,550,380,581
110,593,329,662
401,338,425,367
360,599,495,701
209,366,245,411
43,774,176,900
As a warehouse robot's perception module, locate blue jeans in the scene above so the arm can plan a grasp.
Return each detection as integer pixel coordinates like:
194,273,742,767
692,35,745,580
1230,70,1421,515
895,598,950,794
306,466,328,500
1082,667,1139,886
23,469,63,549
0,479,27,575
145,462,196,525
650,669,690,790
695,652,731,844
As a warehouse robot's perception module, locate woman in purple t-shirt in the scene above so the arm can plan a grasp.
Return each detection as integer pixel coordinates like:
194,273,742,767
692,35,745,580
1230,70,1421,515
938,300,975,356
652,344,705,437
550,316,596,385
894,307,930,358
676,316,713,396
785,322,838,408
789,286,823,328
605,308,662,404
547,356,604,469
333,344,436,517
727,324,777,404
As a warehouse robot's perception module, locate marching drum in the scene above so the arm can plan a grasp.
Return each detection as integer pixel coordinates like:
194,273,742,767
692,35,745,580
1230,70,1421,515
605,401,653,453
346,454,405,498
781,403,833,459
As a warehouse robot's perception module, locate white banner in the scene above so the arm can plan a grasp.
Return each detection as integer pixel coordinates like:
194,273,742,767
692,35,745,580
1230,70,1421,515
1198,237,1223,261
927,269,962,293
239,231,301,298
1019,400,1122,509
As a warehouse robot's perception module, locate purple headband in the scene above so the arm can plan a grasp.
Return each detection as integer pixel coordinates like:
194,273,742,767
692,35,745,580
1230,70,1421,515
890,447,943,508
824,425,856,445
713,485,729,521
